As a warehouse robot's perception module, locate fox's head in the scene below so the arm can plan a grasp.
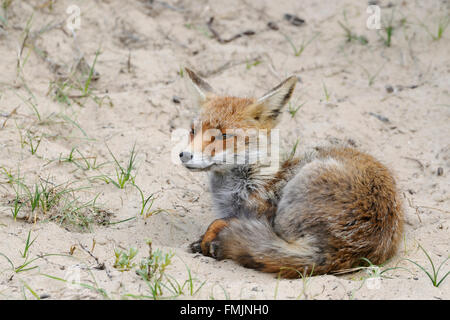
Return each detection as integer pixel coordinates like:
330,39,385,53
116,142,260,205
179,68,297,171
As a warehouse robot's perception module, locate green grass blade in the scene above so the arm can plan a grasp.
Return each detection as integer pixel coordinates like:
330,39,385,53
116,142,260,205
436,271,450,287
0,252,15,269
418,244,437,280
84,50,100,94
405,258,435,285
22,282,40,300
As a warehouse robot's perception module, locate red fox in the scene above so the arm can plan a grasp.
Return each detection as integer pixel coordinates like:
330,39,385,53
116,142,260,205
179,68,404,278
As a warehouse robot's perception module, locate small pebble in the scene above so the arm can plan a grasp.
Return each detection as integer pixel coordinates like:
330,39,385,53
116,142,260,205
172,96,181,104
437,167,443,176
267,21,279,31
283,14,305,26
385,85,394,93
369,112,390,123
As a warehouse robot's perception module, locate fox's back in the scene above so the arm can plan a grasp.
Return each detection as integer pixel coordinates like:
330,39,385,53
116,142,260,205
274,146,403,273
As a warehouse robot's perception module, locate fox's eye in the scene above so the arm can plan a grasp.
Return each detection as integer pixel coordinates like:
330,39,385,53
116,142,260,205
217,133,231,140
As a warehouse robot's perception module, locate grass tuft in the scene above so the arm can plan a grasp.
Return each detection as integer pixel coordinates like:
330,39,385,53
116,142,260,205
114,247,139,272
418,16,449,41
283,32,320,57
94,143,138,189
1,169,111,230
338,21,368,45
405,244,449,287
288,101,305,118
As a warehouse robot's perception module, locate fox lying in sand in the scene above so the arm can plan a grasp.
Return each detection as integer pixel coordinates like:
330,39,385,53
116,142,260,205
179,68,403,278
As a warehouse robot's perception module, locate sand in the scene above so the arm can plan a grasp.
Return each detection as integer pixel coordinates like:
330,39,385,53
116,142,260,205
0,0,448,300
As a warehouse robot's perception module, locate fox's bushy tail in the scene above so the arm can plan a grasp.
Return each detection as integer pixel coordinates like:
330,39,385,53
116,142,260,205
217,218,329,278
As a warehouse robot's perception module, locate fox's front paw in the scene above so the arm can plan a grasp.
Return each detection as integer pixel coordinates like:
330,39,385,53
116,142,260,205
189,236,223,259
189,239,202,253
194,237,223,259
208,239,224,260
190,218,229,259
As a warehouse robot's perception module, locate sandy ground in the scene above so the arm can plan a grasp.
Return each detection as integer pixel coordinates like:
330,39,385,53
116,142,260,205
0,0,449,300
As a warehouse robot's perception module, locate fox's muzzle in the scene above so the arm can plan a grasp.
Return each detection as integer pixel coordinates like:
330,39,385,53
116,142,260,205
179,151,215,171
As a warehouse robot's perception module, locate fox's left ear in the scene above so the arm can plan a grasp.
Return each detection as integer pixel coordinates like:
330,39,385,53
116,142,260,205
246,76,297,124
184,67,215,106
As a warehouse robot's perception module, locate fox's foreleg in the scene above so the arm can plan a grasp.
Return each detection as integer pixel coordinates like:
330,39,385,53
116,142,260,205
190,217,234,258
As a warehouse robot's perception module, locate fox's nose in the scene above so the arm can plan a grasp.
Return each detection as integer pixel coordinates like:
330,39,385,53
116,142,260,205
179,151,193,163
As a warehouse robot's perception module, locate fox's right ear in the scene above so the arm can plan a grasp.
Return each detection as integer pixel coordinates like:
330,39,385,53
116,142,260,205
184,67,214,105
245,76,297,126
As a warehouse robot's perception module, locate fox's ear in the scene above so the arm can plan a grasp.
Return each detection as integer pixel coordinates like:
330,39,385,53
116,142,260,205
184,67,214,105
246,76,297,124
